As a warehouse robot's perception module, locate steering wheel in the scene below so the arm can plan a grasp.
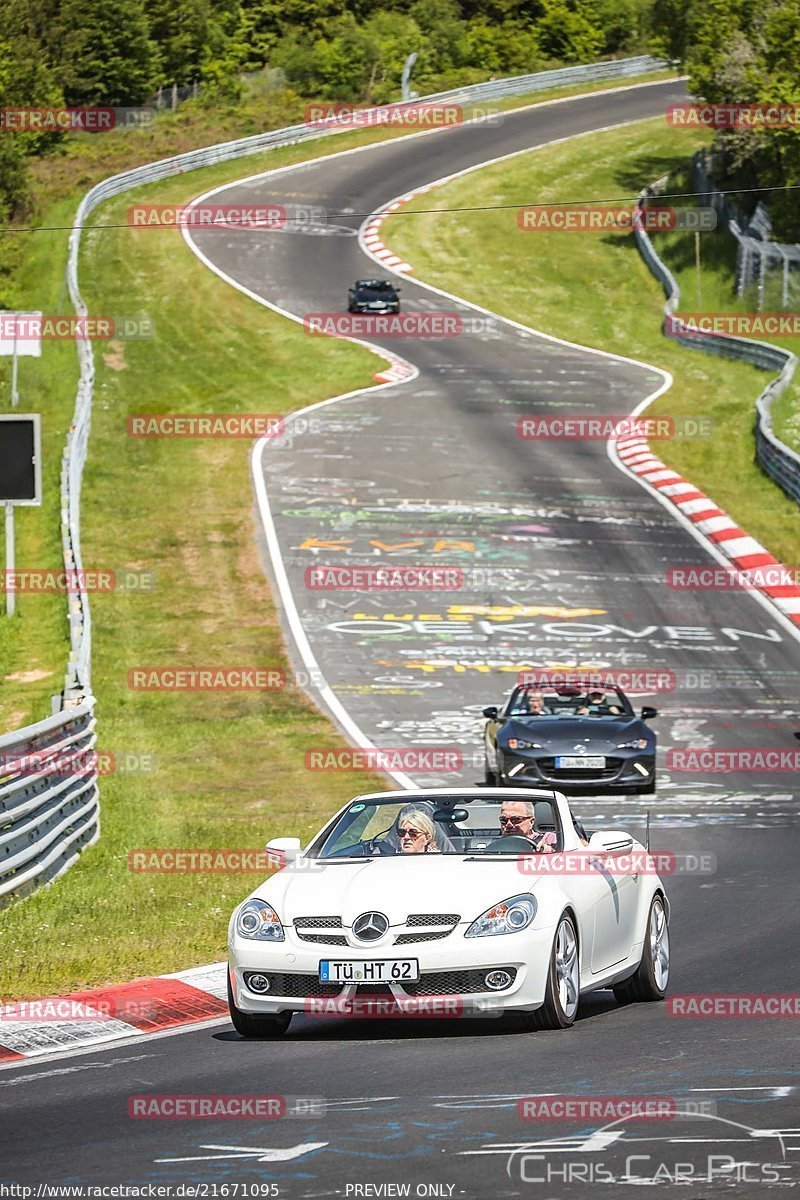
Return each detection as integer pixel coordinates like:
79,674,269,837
483,834,544,854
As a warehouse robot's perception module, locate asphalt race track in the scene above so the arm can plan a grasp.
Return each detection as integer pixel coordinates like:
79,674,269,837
2,79,798,1198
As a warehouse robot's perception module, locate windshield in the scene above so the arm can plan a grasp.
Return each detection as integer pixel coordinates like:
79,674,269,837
504,686,632,719
306,794,562,859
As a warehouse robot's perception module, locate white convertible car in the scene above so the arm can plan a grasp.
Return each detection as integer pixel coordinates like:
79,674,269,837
227,787,670,1037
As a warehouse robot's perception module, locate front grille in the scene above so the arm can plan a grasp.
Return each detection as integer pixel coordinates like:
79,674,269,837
405,968,517,996
395,930,451,945
293,916,347,945
295,933,349,945
250,972,343,999
538,757,622,781
407,913,460,927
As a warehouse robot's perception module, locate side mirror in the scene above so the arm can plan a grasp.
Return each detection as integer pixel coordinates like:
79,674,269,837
264,836,302,868
641,706,658,720
588,830,635,855
482,706,499,719
794,732,800,742
395,286,402,291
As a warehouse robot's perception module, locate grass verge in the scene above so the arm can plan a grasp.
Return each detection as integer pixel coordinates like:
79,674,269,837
385,119,800,565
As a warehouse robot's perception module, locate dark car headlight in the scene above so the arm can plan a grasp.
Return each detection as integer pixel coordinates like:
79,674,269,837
507,738,543,750
617,738,650,750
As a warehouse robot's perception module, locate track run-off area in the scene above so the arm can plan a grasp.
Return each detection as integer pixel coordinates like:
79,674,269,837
2,78,799,1198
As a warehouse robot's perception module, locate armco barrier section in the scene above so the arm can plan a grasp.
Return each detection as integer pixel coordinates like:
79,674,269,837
0,701,97,906
635,181,800,505
4,55,669,904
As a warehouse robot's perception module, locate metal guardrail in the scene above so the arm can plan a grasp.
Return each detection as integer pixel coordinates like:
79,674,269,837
5,54,670,904
634,180,800,505
0,701,97,905
692,150,800,310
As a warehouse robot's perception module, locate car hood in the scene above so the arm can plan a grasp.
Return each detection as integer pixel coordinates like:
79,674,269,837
249,855,549,924
501,716,649,751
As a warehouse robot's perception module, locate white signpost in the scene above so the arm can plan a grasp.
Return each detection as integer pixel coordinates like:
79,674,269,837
0,311,43,406
0,414,42,616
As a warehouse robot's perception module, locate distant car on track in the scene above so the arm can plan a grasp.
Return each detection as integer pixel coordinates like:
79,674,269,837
347,278,401,313
483,683,658,794
227,787,670,1038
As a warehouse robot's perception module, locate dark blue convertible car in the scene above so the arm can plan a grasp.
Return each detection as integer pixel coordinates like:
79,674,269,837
483,683,658,795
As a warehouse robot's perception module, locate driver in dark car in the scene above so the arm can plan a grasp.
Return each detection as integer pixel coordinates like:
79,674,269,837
499,800,556,852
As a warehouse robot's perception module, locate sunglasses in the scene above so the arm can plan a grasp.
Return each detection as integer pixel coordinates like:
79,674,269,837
500,814,531,827
398,827,424,839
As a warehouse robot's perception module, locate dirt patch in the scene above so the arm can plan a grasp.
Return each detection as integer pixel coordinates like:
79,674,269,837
103,340,127,371
6,669,53,683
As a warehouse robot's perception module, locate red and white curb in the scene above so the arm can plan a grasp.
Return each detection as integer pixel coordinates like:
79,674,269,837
614,435,800,626
361,183,439,276
0,962,228,1061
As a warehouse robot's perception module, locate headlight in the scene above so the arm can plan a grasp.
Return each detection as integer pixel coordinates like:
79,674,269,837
617,738,649,750
236,899,284,941
465,894,537,938
507,738,542,750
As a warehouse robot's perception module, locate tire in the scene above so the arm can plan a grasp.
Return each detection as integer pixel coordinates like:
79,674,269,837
521,913,580,1031
634,782,656,795
227,974,292,1039
613,893,669,1004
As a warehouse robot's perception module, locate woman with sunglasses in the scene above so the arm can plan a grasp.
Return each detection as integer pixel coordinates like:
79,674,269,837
396,808,440,854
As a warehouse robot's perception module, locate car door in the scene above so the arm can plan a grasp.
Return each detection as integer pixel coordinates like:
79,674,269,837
581,844,641,974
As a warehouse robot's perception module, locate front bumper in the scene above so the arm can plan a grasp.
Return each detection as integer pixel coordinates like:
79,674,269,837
502,751,656,791
229,922,557,1017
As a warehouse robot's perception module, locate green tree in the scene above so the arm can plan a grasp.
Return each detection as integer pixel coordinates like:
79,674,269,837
534,0,604,62
54,0,157,105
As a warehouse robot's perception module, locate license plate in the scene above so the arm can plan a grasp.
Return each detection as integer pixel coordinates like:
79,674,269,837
556,755,606,769
319,959,419,984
